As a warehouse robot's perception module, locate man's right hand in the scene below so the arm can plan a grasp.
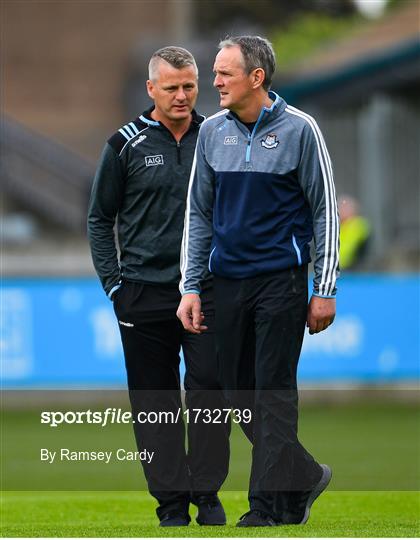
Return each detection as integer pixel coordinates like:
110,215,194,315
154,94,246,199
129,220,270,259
176,293,207,334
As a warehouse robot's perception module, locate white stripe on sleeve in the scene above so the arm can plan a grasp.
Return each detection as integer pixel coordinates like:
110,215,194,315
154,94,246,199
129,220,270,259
285,106,338,295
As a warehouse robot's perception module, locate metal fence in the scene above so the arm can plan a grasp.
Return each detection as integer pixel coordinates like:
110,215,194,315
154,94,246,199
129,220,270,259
308,94,420,268
0,117,95,232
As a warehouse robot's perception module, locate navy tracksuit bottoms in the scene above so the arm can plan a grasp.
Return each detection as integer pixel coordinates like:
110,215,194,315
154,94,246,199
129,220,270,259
113,280,230,520
214,265,322,521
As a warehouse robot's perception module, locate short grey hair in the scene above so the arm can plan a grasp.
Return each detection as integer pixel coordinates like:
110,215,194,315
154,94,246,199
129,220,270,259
148,46,198,81
218,35,276,91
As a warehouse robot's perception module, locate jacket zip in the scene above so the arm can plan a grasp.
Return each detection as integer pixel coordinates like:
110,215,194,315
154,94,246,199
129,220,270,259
174,124,199,165
245,108,266,164
156,121,198,166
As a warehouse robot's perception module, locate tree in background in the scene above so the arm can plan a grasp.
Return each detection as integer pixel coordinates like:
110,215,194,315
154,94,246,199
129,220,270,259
190,0,357,37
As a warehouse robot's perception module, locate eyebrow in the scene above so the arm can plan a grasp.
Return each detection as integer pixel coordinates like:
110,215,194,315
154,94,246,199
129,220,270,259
163,83,195,89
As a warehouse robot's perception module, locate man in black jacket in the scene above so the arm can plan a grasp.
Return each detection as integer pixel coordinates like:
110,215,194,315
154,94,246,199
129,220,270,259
87,46,229,527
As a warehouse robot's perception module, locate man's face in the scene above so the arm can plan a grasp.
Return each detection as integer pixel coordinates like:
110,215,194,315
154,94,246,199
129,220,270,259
213,45,253,111
147,60,198,122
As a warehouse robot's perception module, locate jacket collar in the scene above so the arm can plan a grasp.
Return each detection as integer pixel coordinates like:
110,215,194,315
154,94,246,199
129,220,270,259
226,91,287,125
139,107,205,127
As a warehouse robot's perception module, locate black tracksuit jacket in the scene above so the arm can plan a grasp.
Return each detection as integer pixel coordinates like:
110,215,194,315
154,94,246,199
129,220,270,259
87,108,205,297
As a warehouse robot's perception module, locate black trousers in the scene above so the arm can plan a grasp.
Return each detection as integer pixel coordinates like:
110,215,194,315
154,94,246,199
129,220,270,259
113,280,230,519
214,266,322,521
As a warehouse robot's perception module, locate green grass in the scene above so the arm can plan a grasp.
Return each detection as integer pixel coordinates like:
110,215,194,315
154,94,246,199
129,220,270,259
1,401,419,536
2,402,419,491
1,490,419,537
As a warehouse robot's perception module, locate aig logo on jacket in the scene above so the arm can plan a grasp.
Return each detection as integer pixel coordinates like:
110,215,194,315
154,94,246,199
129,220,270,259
224,135,238,145
261,133,279,149
145,155,164,166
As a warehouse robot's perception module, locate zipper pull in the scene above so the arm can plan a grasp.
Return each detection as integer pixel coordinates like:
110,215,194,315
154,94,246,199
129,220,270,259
246,139,252,164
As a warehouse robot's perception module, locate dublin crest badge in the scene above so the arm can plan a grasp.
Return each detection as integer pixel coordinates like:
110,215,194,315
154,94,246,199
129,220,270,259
261,133,279,149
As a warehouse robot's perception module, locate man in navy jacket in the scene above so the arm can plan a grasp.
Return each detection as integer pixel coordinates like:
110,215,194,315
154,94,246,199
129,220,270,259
177,35,339,527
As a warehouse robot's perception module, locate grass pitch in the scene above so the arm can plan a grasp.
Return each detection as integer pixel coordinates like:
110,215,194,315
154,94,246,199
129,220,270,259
1,400,419,536
2,490,419,537
3,402,419,491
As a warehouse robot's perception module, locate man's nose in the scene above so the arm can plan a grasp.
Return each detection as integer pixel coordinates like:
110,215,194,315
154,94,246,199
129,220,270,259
213,74,222,88
175,88,187,101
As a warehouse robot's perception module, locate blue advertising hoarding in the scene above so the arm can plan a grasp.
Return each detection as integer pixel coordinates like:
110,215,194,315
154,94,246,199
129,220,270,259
1,275,419,387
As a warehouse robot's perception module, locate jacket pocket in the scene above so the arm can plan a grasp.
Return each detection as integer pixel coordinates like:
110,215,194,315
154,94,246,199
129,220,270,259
208,246,216,272
292,234,302,266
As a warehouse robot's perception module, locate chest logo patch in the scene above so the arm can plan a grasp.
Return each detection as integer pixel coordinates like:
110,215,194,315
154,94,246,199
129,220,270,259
132,135,147,148
224,135,238,145
261,133,279,149
145,154,164,166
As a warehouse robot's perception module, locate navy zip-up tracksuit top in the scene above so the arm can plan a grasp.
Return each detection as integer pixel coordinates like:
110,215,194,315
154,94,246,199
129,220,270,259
180,93,339,297
88,108,204,298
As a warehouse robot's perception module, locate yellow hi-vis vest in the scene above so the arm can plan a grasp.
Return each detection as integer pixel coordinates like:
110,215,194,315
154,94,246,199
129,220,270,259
339,216,370,269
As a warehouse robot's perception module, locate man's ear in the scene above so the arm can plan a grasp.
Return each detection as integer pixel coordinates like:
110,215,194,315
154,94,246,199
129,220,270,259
146,79,154,99
251,68,265,90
